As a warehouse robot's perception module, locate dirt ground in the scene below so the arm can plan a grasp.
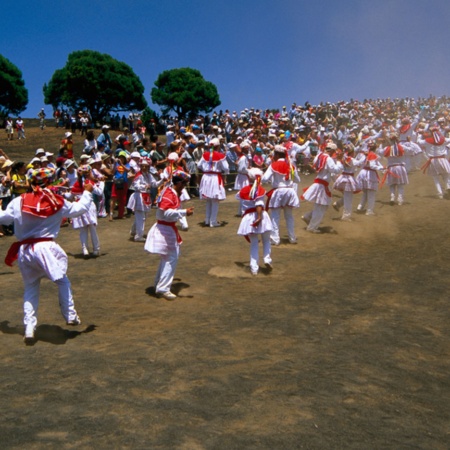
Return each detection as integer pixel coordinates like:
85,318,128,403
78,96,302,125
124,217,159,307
0,126,449,449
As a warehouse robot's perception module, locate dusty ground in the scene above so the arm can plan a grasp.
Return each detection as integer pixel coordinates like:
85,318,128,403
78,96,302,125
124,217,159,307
0,126,449,449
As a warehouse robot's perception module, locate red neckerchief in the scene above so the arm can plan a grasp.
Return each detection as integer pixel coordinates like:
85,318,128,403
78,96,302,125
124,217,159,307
313,153,328,172
202,151,226,162
158,187,181,210
271,160,290,179
71,179,95,196
239,184,266,200
384,143,404,157
425,130,445,145
399,124,411,134
21,187,64,218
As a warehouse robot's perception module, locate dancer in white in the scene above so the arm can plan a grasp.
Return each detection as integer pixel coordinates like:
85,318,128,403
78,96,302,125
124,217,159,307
332,145,363,221
356,141,385,215
417,124,450,199
378,134,409,206
161,152,191,231
0,167,94,343
197,138,229,227
233,144,250,217
145,170,194,300
302,142,343,232
70,165,103,257
236,168,273,276
127,157,161,242
262,145,300,244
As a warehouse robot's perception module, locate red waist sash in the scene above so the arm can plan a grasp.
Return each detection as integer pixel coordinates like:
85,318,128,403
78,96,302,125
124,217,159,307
204,171,224,186
5,237,54,267
314,178,331,197
157,220,182,244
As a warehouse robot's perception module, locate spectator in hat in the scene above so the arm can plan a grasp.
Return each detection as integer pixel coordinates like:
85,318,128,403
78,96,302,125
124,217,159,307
97,125,113,154
11,162,30,199
110,151,131,220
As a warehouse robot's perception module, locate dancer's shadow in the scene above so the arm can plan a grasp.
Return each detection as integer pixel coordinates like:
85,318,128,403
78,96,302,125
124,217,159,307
145,280,192,299
0,320,96,346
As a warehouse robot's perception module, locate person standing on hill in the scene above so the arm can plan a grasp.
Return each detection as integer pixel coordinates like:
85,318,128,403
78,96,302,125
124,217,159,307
16,117,25,139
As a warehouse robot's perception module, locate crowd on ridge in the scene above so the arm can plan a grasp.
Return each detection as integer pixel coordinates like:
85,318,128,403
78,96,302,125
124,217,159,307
1,94,450,341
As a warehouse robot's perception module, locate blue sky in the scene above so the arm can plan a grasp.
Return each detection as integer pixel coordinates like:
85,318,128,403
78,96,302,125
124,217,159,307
3,0,450,118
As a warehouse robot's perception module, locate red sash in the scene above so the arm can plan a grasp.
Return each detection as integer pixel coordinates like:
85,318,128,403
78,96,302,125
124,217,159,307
157,220,182,244
5,237,54,267
314,178,331,197
265,188,277,210
421,155,445,174
141,193,152,207
204,171,224,186
243,207,258,242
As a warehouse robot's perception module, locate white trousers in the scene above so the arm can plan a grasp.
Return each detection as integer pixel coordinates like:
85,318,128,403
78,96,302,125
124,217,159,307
131,210,147,239
270,207,296,244
358,189,376,213
249,232,272,273
79,225,100,252
205,199,219,225
23,275,79,331
304,204,328,231
389,185,405,201
154,248,180,294
335,191,354,219
432,174,450,195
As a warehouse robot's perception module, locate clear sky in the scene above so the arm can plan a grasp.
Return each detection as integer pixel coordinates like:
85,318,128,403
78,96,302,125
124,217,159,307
3,0,450,118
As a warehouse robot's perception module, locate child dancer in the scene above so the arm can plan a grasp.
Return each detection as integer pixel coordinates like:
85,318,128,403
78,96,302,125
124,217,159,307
236,168,273,276
70,165,102,257
128,157,161,242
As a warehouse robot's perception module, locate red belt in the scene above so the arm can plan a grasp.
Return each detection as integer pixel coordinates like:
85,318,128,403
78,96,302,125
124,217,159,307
204,171,224,186
421,155,445,173
5,237,54,267
157,220,182,244
314,178,331,197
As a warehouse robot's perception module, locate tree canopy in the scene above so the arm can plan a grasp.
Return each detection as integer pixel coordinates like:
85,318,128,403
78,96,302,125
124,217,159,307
43,50,147,122
0,55,28,118
151,68,220,118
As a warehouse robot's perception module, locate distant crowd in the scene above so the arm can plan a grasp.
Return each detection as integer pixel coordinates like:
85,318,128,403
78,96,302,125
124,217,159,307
1,94,450,241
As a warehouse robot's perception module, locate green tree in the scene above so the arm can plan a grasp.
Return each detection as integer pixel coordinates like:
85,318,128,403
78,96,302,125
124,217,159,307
0,54,28,118
151,67,220,118
43,50,147,122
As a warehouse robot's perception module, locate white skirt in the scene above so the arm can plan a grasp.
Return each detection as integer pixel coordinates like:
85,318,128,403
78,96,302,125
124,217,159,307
302,183,332,206
72,202,98,228
237,210,273,236
144,222,179,255
200,174,226,200
386,164,408,185
333,174,361,192
266,187,300,208
356,169,379,190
